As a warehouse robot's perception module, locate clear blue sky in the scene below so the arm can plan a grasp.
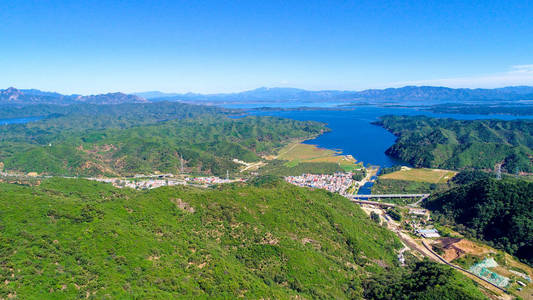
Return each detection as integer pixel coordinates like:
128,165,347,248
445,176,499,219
1,0,532,94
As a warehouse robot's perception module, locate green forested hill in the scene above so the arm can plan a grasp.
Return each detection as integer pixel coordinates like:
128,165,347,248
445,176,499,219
425,177,533,265
0,178,485,298
376,115,533,173
0,103,325,176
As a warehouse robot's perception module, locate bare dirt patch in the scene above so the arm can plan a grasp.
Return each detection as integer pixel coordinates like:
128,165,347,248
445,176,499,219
439,238,494,261
171,198,195,213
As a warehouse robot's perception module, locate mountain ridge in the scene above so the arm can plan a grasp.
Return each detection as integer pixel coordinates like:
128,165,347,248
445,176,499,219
139,85,533,104
0,87,148,105
2,85,533,105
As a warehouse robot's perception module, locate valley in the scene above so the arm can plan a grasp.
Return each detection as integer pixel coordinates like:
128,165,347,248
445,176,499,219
0,101,531,299
4,2,533,298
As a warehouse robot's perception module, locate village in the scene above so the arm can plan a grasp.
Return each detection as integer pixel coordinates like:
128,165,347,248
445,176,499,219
284,172,356,195
89,175,242,189
2,165,531,298
0,169,243,190
283,170,531,299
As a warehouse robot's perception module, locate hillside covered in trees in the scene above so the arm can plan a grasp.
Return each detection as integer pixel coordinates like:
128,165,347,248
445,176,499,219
424,177,533,265
0,103,325,176
0,177,486,298
363,259,485,299
376,115,533,173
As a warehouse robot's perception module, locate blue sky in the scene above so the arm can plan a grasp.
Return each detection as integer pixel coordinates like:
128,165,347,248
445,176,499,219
1,0,532,94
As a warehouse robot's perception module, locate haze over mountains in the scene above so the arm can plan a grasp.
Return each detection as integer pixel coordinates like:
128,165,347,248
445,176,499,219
0,87,147,105
139,86,533,104
2,86,533,106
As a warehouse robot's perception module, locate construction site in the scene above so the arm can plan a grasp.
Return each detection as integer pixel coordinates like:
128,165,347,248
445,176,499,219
357,200,533,300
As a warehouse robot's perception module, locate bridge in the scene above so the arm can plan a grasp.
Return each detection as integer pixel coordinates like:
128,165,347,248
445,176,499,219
351,193,429,200
348,193,430,208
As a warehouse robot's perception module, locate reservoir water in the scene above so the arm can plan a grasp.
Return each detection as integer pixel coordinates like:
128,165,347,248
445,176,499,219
0,116,43,125
247,106,533,168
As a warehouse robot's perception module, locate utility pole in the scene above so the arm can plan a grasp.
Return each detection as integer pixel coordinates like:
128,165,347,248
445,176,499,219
180,154,184,174
496,164,501,180
226,170,229,181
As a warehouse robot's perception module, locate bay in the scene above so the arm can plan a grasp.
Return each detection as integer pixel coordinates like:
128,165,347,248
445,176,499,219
247,106,533,168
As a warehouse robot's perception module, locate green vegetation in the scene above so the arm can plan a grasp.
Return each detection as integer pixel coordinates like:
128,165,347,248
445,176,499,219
363,259,486,299
372,167,454,198
0,102,237,125
425,177,533,265
450,170,495,185
428,103,533,116
0,177,405,298
380,165,402,175
258,159,344,176
275,142,360,172
379,168,456,183
0,103,326,176
0,178,489,298
370,211,380,223
387,207,402,221
371,170,496,199
372,178,448,195
256,142,361,176
351,169,366,181
276,142,337,161
376,115,533,173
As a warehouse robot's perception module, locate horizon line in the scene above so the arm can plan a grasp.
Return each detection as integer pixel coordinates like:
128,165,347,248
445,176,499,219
4,84,533,97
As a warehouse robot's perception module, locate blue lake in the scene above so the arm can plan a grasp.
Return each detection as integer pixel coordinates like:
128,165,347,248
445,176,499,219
0,116,43,125
246,106,533,168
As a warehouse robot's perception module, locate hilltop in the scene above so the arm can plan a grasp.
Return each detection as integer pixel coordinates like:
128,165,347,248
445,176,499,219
0,102,325,176
0,177,486,298
425,177,533,265
376,115,533,173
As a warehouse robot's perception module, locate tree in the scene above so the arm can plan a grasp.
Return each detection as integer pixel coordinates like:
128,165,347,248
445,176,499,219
370,211,380,224
388,208,402,221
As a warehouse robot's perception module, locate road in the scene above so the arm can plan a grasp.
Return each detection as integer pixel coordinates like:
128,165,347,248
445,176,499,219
356,197,512,298
347,193,429,208
350,199,397,207
420,240,509,295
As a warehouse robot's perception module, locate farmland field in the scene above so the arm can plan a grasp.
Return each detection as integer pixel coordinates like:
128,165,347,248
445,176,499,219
380,168,457,183
276,142,360,171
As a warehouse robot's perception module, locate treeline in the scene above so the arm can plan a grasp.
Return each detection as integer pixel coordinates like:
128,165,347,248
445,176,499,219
0,102,239,129
425,177,533,265
428,103,533,116
376,115,533,173
379,165,402,175
351,169,366,181
372,179,447,195
0,103,326,176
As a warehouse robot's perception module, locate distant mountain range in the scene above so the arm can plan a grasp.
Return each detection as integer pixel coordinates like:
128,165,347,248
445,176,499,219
138,86,533,104
2,86,533,106
0,87,148,105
